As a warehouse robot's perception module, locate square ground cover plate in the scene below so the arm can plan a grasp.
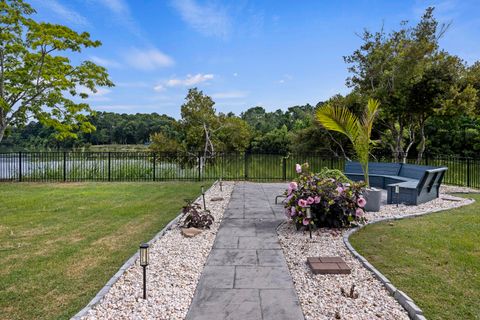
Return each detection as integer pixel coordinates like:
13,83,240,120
307,256,351,274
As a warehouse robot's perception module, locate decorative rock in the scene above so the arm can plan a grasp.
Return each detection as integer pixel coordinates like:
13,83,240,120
181,227,203,238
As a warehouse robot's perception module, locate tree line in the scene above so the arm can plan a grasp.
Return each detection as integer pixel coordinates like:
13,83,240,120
0,2,479,159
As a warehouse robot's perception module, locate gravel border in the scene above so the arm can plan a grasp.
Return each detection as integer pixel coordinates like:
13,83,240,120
343,197,475,320
277,191,475,320
71,180,223,320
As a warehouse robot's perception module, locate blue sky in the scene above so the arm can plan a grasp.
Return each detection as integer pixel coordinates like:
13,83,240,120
30,0,480,118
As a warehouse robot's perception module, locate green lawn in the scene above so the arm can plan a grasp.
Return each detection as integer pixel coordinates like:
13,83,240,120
350,194,480,320
0,182,207,320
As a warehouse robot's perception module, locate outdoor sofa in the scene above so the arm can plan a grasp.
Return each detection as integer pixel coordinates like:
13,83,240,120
344,161,448,205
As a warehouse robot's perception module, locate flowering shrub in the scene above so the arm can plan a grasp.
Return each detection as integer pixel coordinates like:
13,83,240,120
284,163,366,228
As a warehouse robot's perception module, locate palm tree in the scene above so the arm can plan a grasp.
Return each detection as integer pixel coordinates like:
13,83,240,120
316,98,381,187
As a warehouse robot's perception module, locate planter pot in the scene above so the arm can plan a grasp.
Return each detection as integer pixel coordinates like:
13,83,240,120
364,188,382,212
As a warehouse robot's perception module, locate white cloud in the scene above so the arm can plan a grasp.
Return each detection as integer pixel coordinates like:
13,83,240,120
94,0,147,41
73,86,111,102
77,86,111,97
211,91,247,99
278,74,293,84
170,0,231,38
89,56,122,68
98,0,129,15
166,73,214,87
153,73,214,92
153,84,165,92
125,48,175,70
34,0,89,26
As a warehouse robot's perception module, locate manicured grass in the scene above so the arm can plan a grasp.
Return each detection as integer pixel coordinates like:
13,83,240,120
350,194,480,320
0,182,208,320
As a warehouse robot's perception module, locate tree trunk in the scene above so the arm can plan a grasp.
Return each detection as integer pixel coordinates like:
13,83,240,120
393,120,404,162
417,121,426,164
402,125,416,164
0,122,6,143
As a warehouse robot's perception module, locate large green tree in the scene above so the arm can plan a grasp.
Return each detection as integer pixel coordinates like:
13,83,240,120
407,52,477,160
343,7,467,162
180,88,220,157
0,0,113,143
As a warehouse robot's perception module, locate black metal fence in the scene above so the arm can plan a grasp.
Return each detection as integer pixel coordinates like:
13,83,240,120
0,152,478,188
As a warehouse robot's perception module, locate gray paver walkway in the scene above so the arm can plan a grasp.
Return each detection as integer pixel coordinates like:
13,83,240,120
186,182,305,320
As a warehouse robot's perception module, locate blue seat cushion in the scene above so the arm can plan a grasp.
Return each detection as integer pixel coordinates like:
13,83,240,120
387,181,418,189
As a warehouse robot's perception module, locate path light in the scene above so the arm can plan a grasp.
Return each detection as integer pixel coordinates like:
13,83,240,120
395,185,400,207
201,185,206,210
219,177,223,192
306,206,312,239
139,243,149,299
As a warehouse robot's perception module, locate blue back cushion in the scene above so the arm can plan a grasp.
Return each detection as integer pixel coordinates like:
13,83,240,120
368,162,401,175
399,163,433,179
345,161,401,175
345,162,363,173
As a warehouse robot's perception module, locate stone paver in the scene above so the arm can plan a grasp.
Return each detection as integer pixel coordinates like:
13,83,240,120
186,182,305,320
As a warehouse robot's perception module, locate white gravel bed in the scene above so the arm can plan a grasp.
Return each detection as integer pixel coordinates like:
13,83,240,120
278,192,474,320
365,192,473,221
441,184,480,194
81,182,234,320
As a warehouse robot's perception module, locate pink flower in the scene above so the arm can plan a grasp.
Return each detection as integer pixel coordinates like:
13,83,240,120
303,218,310,225
355,208,364,217
298,199,308,207
357,197,367,208
307,196,315,205
287,181,297,195
314,196,321,204
336,186,344,194
291,206,296,216
295,164,302,173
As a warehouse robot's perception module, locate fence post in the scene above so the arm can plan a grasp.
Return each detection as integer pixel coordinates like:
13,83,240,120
282,156,287,181
152,153,156,182
330,157,334,169
467,157,471,187
244,151,249,180
18,151,22,182
63,152,67,182
108,152,111,182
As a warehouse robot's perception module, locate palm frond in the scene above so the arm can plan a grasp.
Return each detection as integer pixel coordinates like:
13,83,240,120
361,99,381,136
316,104,360,143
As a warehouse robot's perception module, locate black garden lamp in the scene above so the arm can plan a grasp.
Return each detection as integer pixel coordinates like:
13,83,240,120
306,206,312,239
139,243,149,299
201,185,206,210
395,185,400,207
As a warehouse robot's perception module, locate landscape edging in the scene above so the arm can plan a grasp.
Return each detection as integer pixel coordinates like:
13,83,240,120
70,180,219,320
343,197,475,320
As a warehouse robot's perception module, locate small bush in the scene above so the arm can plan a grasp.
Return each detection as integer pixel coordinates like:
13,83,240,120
182,201,214,229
